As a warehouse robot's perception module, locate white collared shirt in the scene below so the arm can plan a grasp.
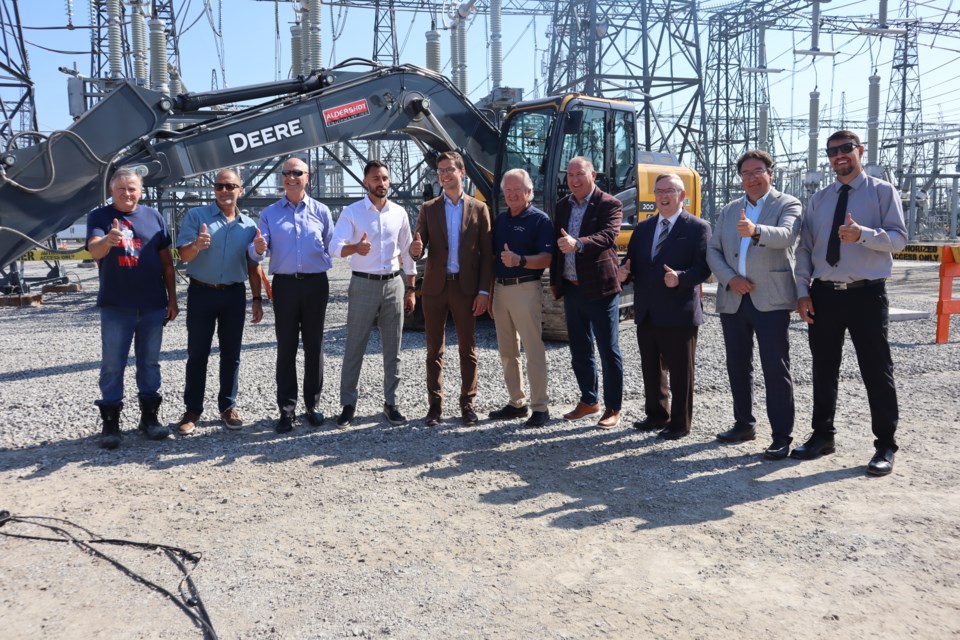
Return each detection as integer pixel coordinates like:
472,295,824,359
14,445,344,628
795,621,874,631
330,195,417,276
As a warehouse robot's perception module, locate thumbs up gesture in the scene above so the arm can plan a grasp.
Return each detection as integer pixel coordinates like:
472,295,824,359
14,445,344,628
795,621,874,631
410,231,424,258
663,263,679,288
838,212,862,243
558,228,578,253
195,223,211,251
501,243,519,267
105,218,123,247
253,227,267,255
736,208,756,238
356,231,371,256
617,258,631,284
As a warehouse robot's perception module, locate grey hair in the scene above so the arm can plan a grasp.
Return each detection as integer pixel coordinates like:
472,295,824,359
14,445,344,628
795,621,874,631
501,168,534,204
654,172,685,191
568,155,595,173
110,167,143,188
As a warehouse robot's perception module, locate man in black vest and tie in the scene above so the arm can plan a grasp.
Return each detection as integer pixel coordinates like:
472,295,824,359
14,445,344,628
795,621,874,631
793,130,907,476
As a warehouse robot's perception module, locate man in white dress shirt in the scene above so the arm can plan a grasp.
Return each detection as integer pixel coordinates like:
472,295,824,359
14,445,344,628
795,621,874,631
330,160,417,427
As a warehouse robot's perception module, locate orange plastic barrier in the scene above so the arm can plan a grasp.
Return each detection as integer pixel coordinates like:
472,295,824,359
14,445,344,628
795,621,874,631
936,245,960,343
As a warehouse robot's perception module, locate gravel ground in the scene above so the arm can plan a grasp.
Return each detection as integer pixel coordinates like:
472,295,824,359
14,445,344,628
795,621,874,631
1,259,959,639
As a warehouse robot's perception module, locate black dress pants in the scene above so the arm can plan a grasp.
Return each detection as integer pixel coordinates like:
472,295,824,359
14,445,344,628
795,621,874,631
808,280,898,450
272,273,329,414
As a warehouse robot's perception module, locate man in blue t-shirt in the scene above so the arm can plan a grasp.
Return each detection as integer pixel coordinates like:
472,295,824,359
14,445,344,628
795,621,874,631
488,168,554,427
86,168,179,449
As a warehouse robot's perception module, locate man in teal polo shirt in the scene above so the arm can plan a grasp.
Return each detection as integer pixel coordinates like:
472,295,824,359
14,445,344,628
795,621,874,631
176,168,263,434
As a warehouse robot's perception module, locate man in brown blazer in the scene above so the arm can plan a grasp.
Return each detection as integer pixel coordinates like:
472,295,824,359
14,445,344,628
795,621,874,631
410,151,493,426
550,156,624,429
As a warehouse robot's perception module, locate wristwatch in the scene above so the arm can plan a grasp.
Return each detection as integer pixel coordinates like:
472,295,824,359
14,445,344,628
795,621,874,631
405,285,415,293
518,255,527,268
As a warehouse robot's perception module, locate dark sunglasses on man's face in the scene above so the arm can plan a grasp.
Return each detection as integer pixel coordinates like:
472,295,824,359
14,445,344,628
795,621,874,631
281,169,305,177
214,183,240,191
826,141,857,158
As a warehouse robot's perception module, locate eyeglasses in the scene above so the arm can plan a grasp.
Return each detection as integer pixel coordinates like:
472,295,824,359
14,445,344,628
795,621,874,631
437,166,459,175
825,141,857,157
214,183,240,191
281,169,306,177
739,169,770,179
654,188,680,196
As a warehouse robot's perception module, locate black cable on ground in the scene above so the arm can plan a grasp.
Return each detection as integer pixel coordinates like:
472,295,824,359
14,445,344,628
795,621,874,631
0,509,218,639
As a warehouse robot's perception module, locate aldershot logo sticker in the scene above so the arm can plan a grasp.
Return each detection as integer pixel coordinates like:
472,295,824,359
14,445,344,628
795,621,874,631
323,99,370,127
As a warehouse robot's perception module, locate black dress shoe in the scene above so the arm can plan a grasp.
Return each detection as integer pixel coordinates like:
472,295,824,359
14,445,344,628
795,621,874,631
524,410,549,428
383,403,407,426
789,434,835,460
633,418,668,432
657,427,688,441
276,413,294,434
867,447,895,476
305,409,325,427
489,404,529,420
716,426,757,443
461,407,479,426
336,405,355,429
424,405,442,427
763,438,792,460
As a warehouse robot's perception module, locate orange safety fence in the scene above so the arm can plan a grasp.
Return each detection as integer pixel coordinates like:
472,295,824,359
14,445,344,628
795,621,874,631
936,245,960,344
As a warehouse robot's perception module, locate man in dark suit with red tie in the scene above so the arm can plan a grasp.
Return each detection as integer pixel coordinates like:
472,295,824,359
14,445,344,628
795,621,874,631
619,173,712,440
550,156,624,429
410,151,494,427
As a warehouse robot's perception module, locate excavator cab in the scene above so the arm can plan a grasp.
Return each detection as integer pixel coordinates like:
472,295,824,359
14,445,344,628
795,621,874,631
494,95,638,218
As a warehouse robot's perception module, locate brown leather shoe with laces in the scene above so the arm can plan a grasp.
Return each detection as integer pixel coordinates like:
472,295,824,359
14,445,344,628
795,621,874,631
220,408,243,430
177,411,201,435
596,408,620,429
562,402,602,421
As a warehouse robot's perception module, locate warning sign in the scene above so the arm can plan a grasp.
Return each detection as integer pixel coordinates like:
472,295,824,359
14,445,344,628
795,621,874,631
323,99,370,127
894,244,943,262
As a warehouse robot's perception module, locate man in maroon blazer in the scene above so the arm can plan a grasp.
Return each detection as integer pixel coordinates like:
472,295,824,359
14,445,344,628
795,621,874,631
550,156,624,429
410,151,494,426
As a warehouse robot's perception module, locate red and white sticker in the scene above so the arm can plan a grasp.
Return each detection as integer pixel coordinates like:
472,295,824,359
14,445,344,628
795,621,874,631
323,99,370,126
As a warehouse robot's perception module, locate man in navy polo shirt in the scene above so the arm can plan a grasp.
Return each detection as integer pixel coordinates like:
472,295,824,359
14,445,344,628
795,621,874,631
489,168,554,427
86,168,179,449
176,168,263,435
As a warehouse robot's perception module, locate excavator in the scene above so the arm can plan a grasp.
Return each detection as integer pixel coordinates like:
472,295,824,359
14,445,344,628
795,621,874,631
0,60,700,337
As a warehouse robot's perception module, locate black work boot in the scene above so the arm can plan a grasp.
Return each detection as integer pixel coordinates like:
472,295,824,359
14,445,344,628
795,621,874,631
138,397,172,441
98,404,122,450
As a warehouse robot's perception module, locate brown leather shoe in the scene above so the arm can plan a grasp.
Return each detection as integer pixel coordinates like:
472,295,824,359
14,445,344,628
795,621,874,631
562,402,602,421
596,408,620,429
461,406,479,426
424,405,442,427
177,411,201,435
220,408,243,430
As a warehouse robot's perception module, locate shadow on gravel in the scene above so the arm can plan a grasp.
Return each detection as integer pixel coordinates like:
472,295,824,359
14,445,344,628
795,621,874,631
1,413,855,531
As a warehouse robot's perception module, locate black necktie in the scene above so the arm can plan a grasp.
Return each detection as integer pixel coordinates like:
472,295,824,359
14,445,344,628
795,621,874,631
826,184,851,267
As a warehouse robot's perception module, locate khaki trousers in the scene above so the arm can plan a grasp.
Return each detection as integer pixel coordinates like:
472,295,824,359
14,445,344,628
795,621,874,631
492,280,549,412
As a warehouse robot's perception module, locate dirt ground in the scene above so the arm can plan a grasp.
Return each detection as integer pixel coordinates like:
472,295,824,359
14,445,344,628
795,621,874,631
1,260,959,639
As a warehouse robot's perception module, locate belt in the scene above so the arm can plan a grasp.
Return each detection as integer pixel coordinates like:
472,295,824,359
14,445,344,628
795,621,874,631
497,275,540,286
565,278,581,286
273,272,324,280
353,270,402,281
813,278,885,291
446,273,460,281
190,277,239,290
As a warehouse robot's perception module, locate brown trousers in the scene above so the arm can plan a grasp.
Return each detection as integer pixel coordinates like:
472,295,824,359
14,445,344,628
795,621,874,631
422,280,478,410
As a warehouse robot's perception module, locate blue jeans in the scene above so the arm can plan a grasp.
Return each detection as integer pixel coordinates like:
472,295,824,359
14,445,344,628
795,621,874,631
97,306,166,406
563,285,623,410
184,281,246,414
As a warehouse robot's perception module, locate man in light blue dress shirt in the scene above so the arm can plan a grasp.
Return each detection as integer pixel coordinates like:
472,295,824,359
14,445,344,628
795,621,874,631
176,168,263,435
249,157,334,434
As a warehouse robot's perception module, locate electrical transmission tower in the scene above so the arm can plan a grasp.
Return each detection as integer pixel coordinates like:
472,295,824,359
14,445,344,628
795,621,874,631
0,0,38,147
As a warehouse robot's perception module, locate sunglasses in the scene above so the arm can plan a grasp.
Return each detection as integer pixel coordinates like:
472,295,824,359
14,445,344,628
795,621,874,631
214,183,240,191
825,141,857,157
281,169,306,177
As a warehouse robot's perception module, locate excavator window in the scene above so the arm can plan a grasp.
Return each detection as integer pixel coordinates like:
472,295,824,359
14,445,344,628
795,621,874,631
499,106,556,207
558,107,609,197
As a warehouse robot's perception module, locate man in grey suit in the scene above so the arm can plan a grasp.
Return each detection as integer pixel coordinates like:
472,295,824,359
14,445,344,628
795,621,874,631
706,150,802,460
